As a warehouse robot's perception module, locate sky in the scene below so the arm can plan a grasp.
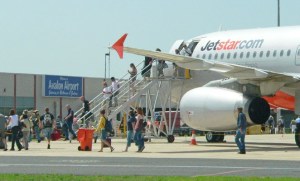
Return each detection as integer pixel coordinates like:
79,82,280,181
1,0,300,79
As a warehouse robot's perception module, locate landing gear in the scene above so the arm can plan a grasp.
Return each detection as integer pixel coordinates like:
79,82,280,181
205,132,224,142
295,128,300,148
167,135,175,143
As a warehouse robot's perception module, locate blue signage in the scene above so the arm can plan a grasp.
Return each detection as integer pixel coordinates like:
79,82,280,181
43,75,83,97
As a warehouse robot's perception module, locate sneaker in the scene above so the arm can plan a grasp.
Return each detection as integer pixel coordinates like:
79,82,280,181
139,146,145,152
10,148,15,151
3,149,7,151
37,140,41,143
47,144,50,149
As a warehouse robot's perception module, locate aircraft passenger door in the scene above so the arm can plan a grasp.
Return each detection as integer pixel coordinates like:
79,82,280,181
295,45,300,66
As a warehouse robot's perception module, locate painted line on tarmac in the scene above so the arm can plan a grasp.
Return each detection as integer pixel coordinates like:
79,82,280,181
199,168,260,176
0,164,300,171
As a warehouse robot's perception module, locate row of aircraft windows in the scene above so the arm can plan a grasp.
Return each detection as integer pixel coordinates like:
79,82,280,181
201,49,292,60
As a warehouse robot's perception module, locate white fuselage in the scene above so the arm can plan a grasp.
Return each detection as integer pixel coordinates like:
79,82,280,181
181,26,300,74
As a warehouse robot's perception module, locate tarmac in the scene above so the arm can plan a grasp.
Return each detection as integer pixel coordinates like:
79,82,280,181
0,133,299,160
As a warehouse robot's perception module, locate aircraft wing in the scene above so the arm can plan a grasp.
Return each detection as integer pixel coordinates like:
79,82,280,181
111,34,300,93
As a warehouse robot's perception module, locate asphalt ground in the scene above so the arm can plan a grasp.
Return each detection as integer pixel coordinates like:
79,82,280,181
0,134,299,177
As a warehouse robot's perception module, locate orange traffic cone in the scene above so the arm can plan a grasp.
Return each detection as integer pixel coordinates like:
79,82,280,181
190,130,197,145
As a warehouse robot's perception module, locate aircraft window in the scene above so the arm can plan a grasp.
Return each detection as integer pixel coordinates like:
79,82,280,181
287,49,291,56
280,50,284,56
253,51,257,58
259,51,264,58
208,54,212,59
233,52,237,59
273,50,277,57
227,53,231,59
214,53,218,59
240,52,244,58
202,54,206,59
266,50,270,57
298,49,300,56
246,52,250,58
220,53,224,59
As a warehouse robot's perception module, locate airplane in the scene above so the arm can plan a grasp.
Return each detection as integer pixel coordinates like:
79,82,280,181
110,26,300,147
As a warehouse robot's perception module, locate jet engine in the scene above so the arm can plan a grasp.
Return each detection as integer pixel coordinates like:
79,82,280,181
180,87,270,131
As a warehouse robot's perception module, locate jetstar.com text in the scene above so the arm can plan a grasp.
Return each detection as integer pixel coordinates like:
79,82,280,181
200,39,264,51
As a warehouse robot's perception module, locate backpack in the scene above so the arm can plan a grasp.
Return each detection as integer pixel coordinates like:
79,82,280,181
105,117,113,133
43,113,53,127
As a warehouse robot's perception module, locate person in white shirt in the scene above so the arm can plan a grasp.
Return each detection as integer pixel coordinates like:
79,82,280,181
8,109,22,151
110,77,119,107
102,81,112,108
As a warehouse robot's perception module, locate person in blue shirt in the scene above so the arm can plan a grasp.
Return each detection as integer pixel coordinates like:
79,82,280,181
295,116,300,129
235,107,247,154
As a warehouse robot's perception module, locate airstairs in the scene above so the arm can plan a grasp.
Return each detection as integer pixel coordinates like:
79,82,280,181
74,61,186,142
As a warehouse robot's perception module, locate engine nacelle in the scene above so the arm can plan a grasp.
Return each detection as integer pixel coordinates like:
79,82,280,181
180,87,270,131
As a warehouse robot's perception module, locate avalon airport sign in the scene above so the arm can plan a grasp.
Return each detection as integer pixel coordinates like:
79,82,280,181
42,75,83,98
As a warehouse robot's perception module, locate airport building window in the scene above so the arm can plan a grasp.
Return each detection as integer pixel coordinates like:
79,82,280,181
246,52,250,58
273,50,277,57
240,52,244,59
208,54,212,60
227,53,231,59
266,50,270,57
287,49,291,56
280,50,284,57
220,53,224,59
253,51,257,58
233,52,237,59
214,53,218,59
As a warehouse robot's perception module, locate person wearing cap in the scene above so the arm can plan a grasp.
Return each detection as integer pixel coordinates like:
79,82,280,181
40,108,56,149
20,110,32,150
64,104,77,140
31,110,41,143
235,106,247,154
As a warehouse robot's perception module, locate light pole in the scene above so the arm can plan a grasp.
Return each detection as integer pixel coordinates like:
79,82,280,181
277,0,280,27
105,53,110,80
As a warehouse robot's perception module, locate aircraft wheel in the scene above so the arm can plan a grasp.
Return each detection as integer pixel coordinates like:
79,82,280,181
206,131,217,142
167,135,175,143
85,146,90,151
78,146,82,151
295,128,300,148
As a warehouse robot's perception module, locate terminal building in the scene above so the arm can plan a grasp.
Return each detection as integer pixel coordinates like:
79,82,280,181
0,72,103,118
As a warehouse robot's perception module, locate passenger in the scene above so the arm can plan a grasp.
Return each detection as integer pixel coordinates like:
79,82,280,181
0,114,8,151
267,115,275,134
235,107,247,154
95,109,114,152
20,110,32,150
172,63,179,78
80,96,91,121
128,63,137,96
123,110,136,152
296,115,300,129
134,107,145,152
40,108,56,149
64,104,77,140
31,110,41,143
7,109,22,151
277,117,284,134
102,81,112,108
141,56,152,79
110,77,120,107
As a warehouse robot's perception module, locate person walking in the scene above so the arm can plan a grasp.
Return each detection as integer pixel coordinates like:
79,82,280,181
20,110,32,150
64,105,77,140
0,114,8,151
134,107,145,152
235,106,247,154
123,110,136,152
7,109,22,151
95,109,114,152
40,108,56,149
31,110,41,143
102,81,112,108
